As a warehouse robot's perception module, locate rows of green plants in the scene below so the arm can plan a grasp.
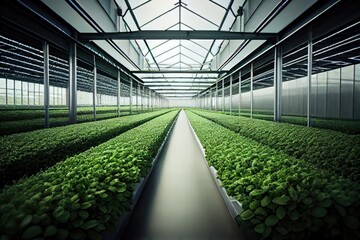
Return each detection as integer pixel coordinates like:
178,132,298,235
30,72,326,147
186,111,360,240
0,109,171,187
0,110,179,240
211,109,360,134
0,106,121,122
0,106,151,122
0,109,153,136
191,109,360,182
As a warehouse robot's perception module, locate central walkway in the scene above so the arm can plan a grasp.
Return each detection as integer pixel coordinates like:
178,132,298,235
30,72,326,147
122,110,243,240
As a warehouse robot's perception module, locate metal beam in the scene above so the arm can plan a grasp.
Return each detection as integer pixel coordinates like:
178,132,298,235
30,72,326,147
144,81,214,84
133,70,226,74
141,76,218,79
79,30,277,41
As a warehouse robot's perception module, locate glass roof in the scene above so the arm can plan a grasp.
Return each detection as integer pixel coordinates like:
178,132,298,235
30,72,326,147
115,0,242,98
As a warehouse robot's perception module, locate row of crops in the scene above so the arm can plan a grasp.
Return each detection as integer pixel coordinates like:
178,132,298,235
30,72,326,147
0,106,154,136
186,110,360,240
192,109,360,182
0,109,179,239
219,110,360,135
0,109,172,187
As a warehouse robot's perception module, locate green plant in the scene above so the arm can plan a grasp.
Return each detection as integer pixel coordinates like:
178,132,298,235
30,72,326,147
190,109,360,182
0,109,171,187
0,110,179,240
186,110,360,240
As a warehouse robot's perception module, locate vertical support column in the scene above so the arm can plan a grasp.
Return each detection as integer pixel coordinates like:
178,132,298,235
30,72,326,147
93,55,97,121
43,42,50,128
147,89,150,110
250,62,254,119
117,70,121,117
141,85,144,111
222,78,225,112
215,82,218,111
274,44,282,122
136,83,139,111
69,42,77,123
307,28,313,127
239,72,241,116
150,90,152,110
229,75,233,115
5,78,8,105
130,78,133,114
27,82,30,106
210,87,213,110
13,80,16,105
21,81,24,105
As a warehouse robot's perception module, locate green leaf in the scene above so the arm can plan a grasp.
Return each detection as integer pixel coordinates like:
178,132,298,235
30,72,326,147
44,225,57,237
78,210,89,219
117,183,127,193
250,189,266,197
22,226,42,239
261,196,271,207
265,215,279,227
19,215,32,229
255,207,267,216
240,209,255,221
53,208,70,223
81,220,99,230
255,223,266,234
311,207,327,218
276,206,286,220
80,202,92,209
273,195,290,205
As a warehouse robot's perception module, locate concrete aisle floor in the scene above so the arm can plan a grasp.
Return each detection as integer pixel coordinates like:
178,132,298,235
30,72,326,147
121,110,244,240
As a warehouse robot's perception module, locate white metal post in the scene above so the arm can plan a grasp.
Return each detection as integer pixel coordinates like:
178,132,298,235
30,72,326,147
93,55,97,121
222,78,225,112
307,28,313,127
274,44,282,122
43,42,50,128
250,62,254,119
69,42,77,123
239,72,241,116
141,85,144,111
229,75,233,115
130,78,133,114
117,70,121,117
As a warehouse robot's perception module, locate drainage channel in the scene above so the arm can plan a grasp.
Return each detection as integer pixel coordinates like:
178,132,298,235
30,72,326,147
121,110,244,240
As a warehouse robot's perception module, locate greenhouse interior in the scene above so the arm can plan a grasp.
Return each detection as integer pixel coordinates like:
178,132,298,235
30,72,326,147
0,0,360,239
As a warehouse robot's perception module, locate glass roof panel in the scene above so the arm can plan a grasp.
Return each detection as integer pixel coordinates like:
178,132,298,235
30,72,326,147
183,0,225,25
156,48,180,63
181,40,210,56
181,8,218,30
141,8,179,30
152,40,180,57
132,0,176,28
180,46,204,63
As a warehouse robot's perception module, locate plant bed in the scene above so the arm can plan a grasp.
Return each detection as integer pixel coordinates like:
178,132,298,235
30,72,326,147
186,110,360,240
0,110,179,240
0,109,171,187
190,109,360,182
